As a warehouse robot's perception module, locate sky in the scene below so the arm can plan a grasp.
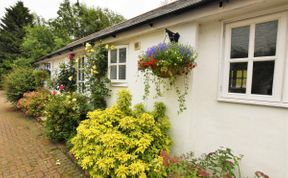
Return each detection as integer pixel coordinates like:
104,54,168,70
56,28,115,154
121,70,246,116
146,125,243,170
0,0,168,21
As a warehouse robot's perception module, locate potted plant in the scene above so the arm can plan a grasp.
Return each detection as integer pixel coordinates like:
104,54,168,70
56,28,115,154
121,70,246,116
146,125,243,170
138,42,197,113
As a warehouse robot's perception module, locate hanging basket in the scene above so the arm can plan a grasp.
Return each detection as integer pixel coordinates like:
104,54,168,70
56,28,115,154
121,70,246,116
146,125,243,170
152,66,178,78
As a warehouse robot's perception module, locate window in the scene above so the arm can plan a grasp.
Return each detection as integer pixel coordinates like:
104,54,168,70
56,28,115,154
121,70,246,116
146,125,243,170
77,56,85,93
108,46,127,82
220,13,287,104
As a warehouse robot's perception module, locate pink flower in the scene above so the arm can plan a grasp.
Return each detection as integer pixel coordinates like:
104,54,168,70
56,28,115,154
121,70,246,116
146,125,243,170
51,91,58,95
59,85,65,91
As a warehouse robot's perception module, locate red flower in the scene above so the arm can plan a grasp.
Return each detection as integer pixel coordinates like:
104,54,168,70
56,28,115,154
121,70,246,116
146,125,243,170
59,84,65,91
68,52,75,60
171,157,178,164
160,150,170,167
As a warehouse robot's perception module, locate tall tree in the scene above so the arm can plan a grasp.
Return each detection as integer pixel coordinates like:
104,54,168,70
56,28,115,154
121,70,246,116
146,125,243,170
49,0,125,39
0,1,33,87
0,1,33,61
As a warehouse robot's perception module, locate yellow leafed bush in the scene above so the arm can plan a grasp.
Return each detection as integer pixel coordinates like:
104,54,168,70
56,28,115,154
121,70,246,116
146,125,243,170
70,89,172,177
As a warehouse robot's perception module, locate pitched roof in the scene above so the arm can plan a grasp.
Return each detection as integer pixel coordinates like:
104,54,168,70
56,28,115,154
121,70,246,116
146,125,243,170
37,0,215,62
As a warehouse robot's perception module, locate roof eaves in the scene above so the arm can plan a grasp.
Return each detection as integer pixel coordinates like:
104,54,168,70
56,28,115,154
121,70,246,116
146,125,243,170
36,0,216,63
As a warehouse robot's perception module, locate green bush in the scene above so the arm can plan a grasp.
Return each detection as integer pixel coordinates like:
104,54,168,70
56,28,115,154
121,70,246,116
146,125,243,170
70,89,172,178
44,92,92,142
55,60,77,92
16,89,50,117
164,148,242,178
33,70,49,87
163,148,268,178
4,67,37,103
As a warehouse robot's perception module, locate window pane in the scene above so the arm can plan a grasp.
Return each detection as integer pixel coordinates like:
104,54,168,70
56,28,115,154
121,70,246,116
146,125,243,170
231,26,250,58
81,71,85,81
78,82,85,93
229,62,248,93
81,57,85,68
78,58,81,68
78,70,81,81
254,20,278,57
110,66,117,79
110,50,117,63
119,48,126,63
119,65,126,80
251,61,274,95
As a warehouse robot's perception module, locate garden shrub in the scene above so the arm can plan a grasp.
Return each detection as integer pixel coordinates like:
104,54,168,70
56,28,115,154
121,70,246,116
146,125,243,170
163,148,242,178
70,89,172,178
4,67,37,103
163,147,269,178
44,92,92,142
55,58,77,92
17,89,50,117
33,69,49,87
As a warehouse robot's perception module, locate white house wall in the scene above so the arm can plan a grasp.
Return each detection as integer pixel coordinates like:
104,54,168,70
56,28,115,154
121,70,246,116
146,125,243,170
38,48,85,80
107,5,288,178
37,0,288,177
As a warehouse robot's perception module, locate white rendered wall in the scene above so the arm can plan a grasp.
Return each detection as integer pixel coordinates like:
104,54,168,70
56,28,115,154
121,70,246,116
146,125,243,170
37,1,288,177
107,14,288,178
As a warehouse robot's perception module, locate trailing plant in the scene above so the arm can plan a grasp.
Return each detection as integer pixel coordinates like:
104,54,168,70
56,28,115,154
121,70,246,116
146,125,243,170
84,43,110,109
4,67,37,103
70,89,172,178
16,89,50,118
138,42,197,113
44,92,92,142
55,52,77,92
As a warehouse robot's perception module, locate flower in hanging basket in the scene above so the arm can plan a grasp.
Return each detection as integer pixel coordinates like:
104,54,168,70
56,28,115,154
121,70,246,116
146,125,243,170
138,42,198,114
138,42,197,78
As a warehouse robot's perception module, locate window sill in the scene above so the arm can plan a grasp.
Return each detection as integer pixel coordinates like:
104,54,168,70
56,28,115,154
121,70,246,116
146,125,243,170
217,96,288,109
110,81,128,87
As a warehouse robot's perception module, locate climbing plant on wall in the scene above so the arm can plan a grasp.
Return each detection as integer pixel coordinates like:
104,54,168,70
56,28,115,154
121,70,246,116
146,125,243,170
55,53,77,92
84,43,110,109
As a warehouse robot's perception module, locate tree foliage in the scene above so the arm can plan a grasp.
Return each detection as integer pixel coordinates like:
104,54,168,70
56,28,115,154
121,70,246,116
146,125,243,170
21,22,70,62
49,0,125,39
0,1,33,61
0,1,33,86
19,0,125,63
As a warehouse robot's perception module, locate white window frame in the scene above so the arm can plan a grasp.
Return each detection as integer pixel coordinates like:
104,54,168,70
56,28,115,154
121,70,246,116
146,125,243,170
219,12,288,106
77,56,86,93
108,45,128,85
